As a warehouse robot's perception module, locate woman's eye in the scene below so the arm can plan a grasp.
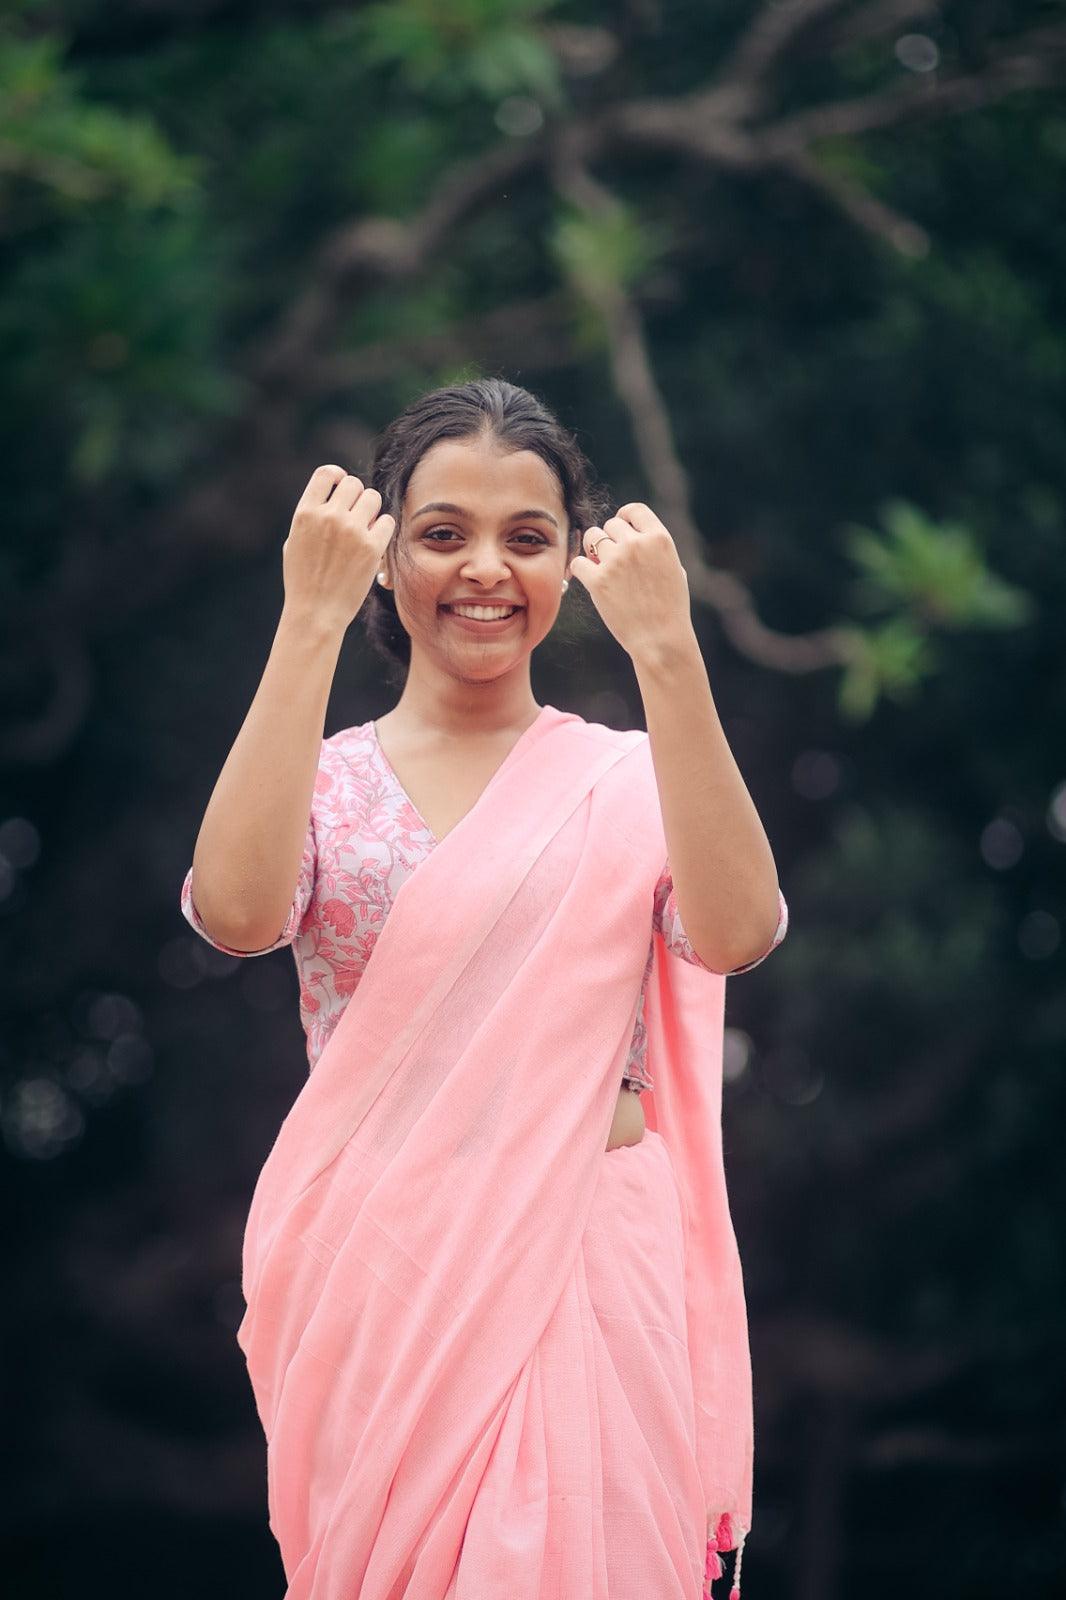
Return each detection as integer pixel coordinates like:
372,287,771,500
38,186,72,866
423,528,547,547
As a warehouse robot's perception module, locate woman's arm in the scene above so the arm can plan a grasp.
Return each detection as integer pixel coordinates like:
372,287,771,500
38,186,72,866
188,606,344,951
632,628,781,974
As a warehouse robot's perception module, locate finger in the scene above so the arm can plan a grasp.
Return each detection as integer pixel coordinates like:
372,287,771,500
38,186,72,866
584,530,620,566
298,464,347,511
370,510,396,554
602,513,637,540
351,485,383,524
330,473,366,513
614,502,664,534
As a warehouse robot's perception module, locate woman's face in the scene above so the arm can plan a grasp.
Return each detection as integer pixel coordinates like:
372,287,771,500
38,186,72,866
389,434,573,678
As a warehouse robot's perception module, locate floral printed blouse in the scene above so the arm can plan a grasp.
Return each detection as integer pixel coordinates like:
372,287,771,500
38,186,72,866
181,720,789,1093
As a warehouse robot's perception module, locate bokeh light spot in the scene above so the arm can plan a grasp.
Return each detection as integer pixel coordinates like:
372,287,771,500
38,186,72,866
108,1033,155,1084
1017,911,1060,961
760,1044,824,1106
0,816,41,870
723,1026,753,1084
2,1076,85,1160
494,96,544,138
86,991,143,1041
1047,781,1066,842
980,817,1024,870
895,33,940,72
791,749,843,800
158,937,209,988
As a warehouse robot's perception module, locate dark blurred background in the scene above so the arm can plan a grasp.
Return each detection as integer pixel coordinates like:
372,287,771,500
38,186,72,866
3,1,1065,1596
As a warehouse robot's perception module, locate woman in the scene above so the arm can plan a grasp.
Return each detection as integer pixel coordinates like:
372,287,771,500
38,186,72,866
181,378,788,1599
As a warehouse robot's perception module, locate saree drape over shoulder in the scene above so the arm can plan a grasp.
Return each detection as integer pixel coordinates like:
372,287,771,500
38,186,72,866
237,706,754,1599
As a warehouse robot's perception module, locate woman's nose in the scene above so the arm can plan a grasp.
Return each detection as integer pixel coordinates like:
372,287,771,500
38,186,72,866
462,553,511,581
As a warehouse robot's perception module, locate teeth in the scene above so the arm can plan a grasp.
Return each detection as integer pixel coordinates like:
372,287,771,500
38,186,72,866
450,605,517,620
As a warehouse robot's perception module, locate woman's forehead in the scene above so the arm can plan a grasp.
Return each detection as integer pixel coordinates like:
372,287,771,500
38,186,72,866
406,438,563,509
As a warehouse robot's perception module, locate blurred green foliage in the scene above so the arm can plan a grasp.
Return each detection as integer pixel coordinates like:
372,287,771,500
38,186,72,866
358,0,565,106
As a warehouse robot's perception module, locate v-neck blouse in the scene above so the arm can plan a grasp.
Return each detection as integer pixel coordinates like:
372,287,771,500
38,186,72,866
180,717,788,1092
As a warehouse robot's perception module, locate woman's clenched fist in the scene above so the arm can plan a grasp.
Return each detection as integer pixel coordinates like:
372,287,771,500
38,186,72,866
282,465,396,634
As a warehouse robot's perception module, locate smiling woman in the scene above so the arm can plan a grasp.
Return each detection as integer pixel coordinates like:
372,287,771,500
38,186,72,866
358,380,610,708
375,434,569,700
186,376,774,1598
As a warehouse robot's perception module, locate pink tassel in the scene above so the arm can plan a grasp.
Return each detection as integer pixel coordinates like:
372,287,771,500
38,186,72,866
730,1526,747,1600
707,1512,746,1598
703,1537,720,1596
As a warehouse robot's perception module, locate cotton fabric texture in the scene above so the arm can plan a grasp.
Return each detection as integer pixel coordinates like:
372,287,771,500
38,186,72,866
179,720,788,1096
224,705,765,1598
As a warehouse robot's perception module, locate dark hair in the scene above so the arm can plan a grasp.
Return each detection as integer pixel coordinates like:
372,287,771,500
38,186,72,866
358,377,611,686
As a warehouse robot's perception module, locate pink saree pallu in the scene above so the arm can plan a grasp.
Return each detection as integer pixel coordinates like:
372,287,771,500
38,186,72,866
237,706,754,1599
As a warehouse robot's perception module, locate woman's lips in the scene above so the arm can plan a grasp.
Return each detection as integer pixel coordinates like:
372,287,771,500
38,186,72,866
439,605,523,633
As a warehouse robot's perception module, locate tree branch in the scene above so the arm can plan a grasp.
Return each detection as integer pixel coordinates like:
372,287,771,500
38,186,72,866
253,139,548,387
715,0,852,96
8,11,1065,761
549,137,850,672
776,145,931,256
758,24,1066,153
821,0,944,55
313,292,578,391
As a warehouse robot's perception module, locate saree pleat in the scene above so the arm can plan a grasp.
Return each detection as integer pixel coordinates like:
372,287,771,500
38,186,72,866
406,1135,703,1600
236,707,752,1599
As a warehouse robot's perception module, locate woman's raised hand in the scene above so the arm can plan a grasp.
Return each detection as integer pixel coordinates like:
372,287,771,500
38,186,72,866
282,465,396,634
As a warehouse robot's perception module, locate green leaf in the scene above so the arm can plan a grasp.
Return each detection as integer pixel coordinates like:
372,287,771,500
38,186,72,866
465,28,562,107
0,29,201,210
550,202,670,301
842,498,1035,630
834,619,939,722
356,0,562,104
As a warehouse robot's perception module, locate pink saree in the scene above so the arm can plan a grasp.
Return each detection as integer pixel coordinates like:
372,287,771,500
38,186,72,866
236,705,753,1599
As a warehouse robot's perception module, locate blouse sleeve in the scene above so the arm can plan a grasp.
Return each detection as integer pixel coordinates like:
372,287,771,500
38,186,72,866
653,863,789,975
180,810,317,957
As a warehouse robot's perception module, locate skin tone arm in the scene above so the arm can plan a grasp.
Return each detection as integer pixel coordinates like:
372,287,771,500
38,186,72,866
568,502,780,973
189,608,345,950
189,465,393,950
632,628,780,973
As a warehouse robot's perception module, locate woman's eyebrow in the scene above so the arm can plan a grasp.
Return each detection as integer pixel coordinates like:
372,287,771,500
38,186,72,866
411,501,559,530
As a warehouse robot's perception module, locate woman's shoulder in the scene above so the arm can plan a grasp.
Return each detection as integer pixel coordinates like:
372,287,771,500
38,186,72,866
546,705,649,754
321,719,376,762
309,720,382,818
